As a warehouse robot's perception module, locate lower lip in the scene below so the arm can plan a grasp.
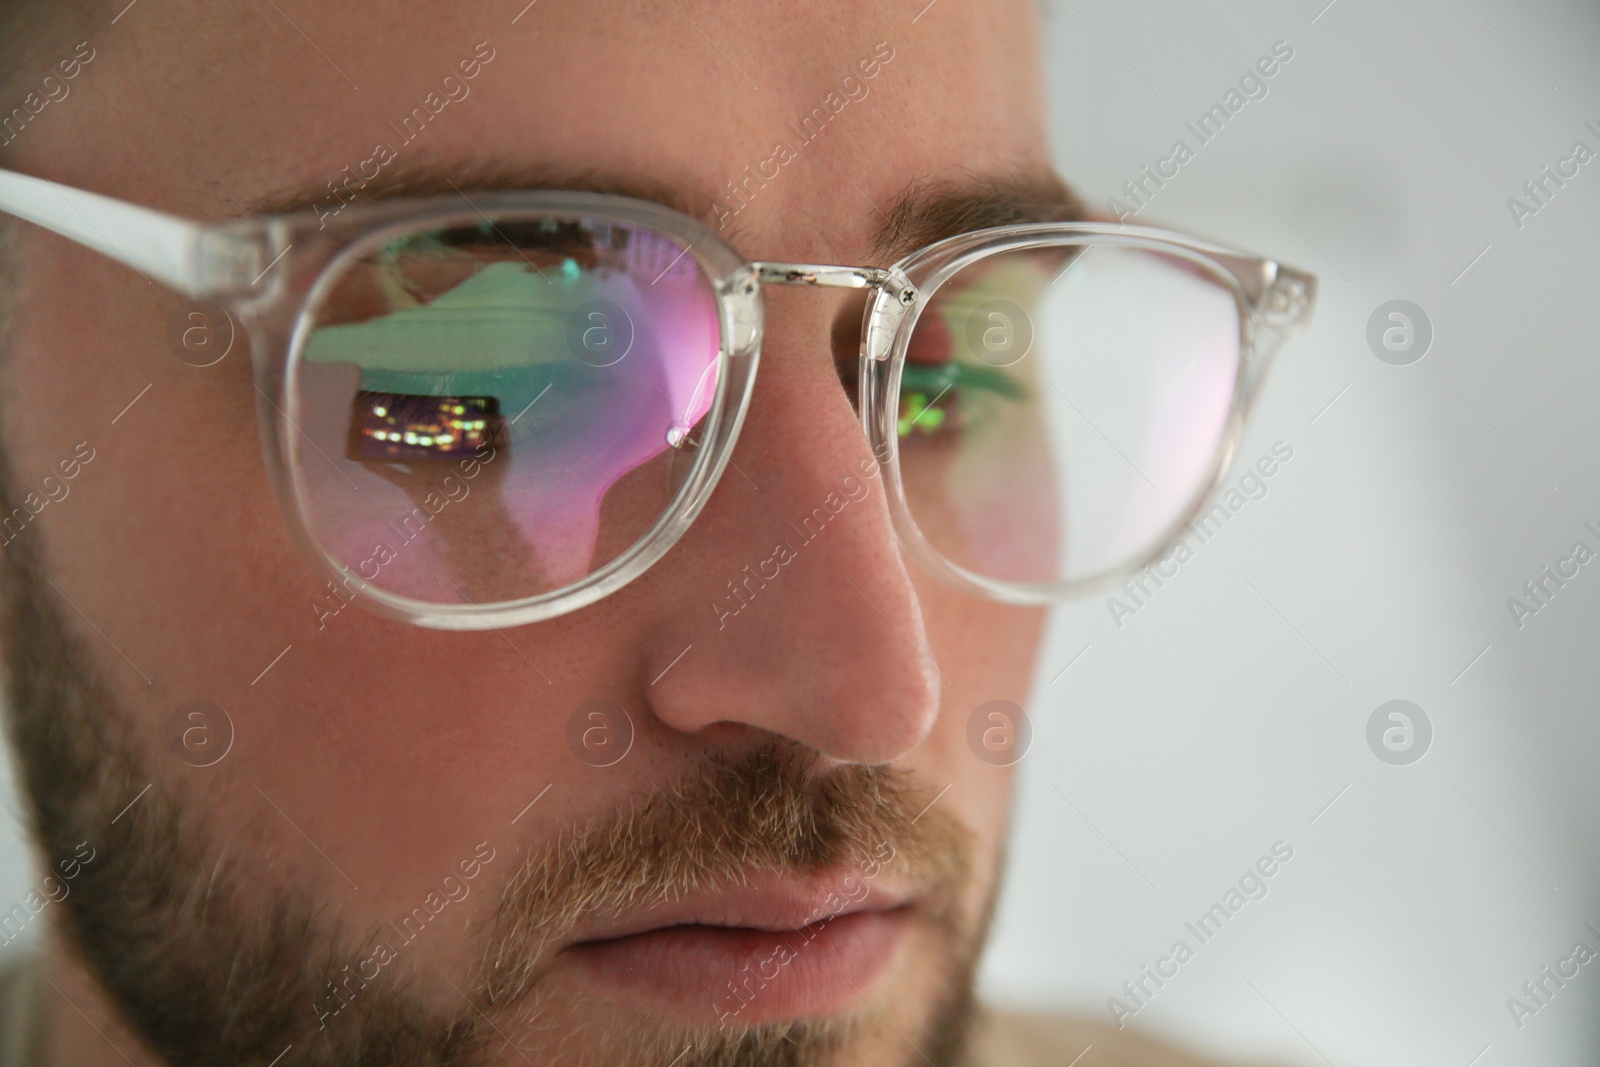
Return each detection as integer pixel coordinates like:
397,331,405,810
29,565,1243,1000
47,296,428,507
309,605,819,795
562,907,911,1024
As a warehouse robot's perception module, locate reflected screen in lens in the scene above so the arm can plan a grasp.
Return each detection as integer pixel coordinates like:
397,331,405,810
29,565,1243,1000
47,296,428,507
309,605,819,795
291,216,722,607
347,392,506,461
897,244,1242,588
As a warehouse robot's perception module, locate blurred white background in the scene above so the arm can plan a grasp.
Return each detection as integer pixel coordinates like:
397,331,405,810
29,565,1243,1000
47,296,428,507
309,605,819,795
2,3,1598,1066
979,1,1600,1065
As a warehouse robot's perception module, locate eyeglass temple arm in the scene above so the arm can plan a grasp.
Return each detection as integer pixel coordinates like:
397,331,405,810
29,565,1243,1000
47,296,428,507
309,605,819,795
0,167,263,299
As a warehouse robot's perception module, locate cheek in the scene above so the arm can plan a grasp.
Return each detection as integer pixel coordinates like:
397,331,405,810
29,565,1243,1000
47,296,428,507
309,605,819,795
910,581,1043,857
920,580,1046,710
5,244,595,902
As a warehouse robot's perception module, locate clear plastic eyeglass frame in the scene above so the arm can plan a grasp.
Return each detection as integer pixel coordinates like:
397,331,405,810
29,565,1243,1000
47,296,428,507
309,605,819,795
0,167,1316,630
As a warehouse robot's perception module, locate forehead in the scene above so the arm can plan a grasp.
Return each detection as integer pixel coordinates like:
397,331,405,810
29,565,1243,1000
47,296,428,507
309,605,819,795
27,0,1048,261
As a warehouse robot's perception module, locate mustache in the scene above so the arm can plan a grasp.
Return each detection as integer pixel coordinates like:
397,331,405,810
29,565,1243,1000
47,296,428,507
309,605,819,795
476,743,969,1008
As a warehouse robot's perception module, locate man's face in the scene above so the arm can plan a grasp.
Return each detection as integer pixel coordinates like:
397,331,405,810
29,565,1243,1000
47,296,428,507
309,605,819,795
0,2,1054,1064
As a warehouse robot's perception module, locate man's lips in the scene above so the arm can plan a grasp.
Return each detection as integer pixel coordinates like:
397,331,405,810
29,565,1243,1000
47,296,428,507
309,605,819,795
561,873,909,943
557,873,915,1024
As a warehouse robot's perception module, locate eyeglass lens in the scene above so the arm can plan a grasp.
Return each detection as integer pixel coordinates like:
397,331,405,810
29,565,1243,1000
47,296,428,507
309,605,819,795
290,216,722,606
893,243,1242,588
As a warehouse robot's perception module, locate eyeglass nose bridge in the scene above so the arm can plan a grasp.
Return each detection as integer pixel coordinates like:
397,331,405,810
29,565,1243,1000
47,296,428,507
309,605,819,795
738,261,920,362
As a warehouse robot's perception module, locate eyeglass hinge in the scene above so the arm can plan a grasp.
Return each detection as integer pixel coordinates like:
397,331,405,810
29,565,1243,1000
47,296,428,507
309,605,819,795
189,230,261,299
1258,263,1317,328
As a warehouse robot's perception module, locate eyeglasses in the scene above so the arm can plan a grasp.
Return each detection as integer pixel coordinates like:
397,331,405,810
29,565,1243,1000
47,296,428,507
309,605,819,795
0,168,1315,630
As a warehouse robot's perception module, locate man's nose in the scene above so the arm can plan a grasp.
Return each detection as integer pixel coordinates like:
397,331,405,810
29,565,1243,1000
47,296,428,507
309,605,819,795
641,315,943,765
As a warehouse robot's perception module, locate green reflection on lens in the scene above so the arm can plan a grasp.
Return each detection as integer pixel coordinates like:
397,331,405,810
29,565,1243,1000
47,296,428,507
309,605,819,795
897,361,1025,438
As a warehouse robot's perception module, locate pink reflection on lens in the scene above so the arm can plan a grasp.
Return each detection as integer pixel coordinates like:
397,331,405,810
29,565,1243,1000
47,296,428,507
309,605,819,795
293,222,721,604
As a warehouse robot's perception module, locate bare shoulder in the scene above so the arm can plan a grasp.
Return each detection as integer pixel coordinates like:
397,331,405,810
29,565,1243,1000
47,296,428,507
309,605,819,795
964,1006,1281,1067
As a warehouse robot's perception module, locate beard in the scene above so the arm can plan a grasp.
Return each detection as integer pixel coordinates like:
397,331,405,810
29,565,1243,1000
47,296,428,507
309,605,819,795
0,470,992,1066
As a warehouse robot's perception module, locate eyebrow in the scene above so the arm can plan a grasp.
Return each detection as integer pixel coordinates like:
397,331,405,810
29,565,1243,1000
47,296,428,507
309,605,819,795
249,158,713,222
867,169,1089,263
249,158,1087,265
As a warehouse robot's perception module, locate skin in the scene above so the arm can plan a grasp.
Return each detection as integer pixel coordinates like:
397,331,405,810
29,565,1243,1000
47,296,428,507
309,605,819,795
0,1,1053,1063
